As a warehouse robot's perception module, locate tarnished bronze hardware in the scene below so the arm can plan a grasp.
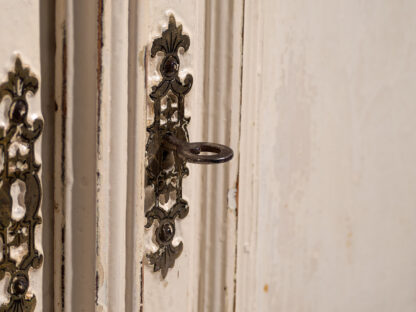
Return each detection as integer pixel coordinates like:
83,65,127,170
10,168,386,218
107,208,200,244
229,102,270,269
0,57,43,311
145,15,233,278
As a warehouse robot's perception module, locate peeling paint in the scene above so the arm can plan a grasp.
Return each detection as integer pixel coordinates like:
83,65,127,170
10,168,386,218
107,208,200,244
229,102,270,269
228,187,237,210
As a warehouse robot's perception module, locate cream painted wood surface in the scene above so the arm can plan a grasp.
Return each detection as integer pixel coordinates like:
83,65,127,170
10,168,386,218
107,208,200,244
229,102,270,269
139,2,244,312
138,2,243,312
141,5,206,311
52,0,416,311
237,1,416,311
55,0,243,310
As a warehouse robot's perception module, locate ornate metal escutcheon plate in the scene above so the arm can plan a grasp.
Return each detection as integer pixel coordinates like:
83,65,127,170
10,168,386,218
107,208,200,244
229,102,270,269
0,58,43,311
145,15,193,278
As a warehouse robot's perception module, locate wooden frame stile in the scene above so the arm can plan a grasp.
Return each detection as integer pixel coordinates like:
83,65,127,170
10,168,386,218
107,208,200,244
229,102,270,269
40,0,56,310
139,0,245,310
55,0,98,311
54,0,146,311
95,1,132,311
126,0,147,311
198,0,244,311
138,3,205,310
235,0,262,311
54,0,66,310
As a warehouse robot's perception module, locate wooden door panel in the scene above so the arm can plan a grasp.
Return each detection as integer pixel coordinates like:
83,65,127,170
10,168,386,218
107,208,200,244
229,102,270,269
237,1,416,311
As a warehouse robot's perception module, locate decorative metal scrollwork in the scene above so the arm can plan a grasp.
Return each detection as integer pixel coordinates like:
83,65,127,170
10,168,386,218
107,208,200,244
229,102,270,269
145,15,233,279
0,57,43,311
145,15,192,279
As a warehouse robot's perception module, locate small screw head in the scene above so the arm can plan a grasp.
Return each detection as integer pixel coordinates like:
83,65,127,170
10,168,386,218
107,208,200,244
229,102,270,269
12,276,28,295
158,221,175,243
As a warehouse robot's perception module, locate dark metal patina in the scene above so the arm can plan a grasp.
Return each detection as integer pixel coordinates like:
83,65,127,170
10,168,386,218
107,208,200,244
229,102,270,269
0,57,43,311
145,15,233,278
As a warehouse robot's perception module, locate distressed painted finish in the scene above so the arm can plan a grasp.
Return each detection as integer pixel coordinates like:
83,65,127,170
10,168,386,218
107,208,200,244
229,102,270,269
54,0,242,309
237,1,416,311
95,1,130,311
140,5,206,311
197,1,243,311
55,0,98,310
54,1,145,311
53,0,416,311
139,2,242,311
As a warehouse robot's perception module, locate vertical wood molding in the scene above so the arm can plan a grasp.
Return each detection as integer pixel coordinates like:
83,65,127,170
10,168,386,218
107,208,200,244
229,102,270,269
55,0,98,310
235,0,262,311
125,0,147,310
40,0,56,310
95,0,130,311
198,0,244,311
56,1,144,311
54,0,67,310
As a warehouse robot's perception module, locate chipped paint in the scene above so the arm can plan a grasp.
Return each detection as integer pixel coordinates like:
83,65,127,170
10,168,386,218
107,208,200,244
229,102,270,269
228,187,237,210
